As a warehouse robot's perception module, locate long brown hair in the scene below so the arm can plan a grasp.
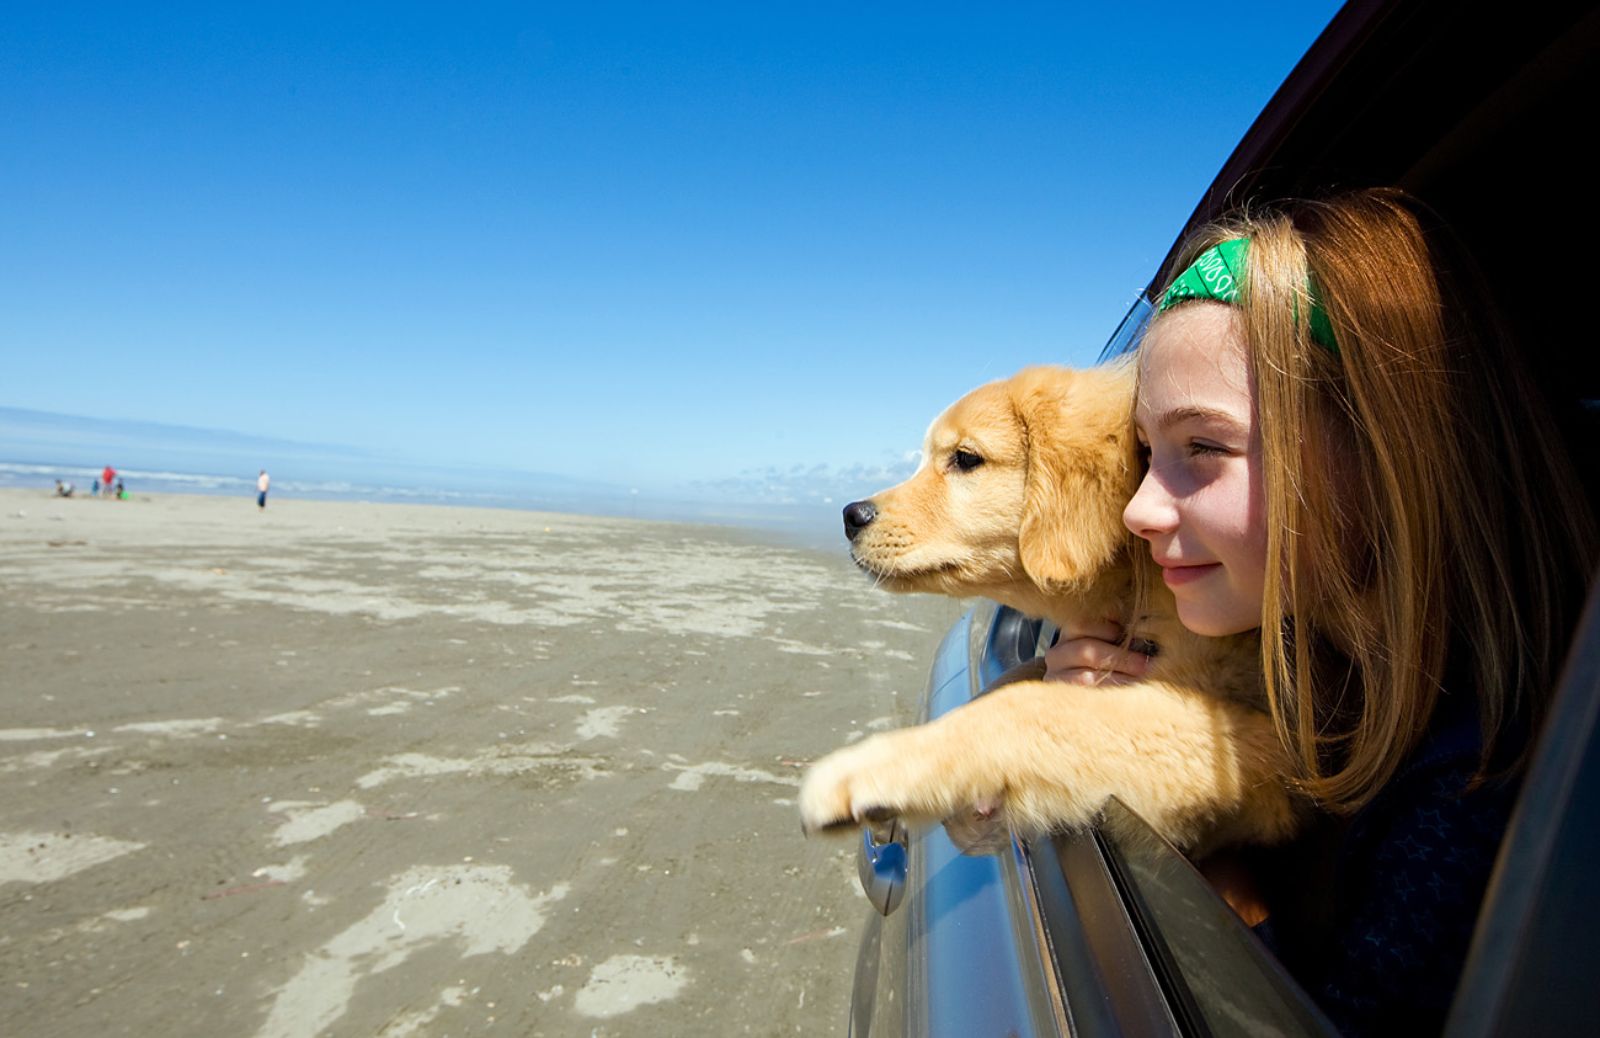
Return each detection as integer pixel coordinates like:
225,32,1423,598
1157,188,1595,812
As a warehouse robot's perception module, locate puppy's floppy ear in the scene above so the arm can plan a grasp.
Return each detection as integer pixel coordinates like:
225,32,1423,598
1015,366,1138,592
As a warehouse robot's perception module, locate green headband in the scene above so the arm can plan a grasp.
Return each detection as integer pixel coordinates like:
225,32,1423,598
1159,238,1339,353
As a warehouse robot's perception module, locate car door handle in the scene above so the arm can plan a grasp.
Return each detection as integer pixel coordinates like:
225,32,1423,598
858,818,909,916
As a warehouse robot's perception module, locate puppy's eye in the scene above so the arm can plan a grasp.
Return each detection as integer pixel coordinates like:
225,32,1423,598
951,448,984,472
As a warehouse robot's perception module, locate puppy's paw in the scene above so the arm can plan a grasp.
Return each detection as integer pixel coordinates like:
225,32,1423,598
798,742,888,835
798,727,972,837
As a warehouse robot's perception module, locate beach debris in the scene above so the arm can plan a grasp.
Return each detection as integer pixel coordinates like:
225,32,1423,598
393,877,441,931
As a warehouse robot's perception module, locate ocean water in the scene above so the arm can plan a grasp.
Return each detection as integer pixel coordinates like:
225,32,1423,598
0,458,847,549
0,407,859,548
1,459,485,506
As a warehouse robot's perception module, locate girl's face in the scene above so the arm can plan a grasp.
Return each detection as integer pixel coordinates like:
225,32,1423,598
1123,304,1268,636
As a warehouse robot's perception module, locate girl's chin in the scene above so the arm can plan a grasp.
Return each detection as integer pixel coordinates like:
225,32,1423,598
1174,598,1262,638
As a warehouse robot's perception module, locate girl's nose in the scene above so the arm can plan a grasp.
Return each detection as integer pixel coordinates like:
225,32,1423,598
1123,470,1178,541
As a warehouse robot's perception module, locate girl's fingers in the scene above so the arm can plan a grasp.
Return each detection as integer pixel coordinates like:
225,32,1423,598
1044,637,1150,683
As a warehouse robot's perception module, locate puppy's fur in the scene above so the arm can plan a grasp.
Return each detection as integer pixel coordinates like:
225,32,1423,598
799,364,1303,855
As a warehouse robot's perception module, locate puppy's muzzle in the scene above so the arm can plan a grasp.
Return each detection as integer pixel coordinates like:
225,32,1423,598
843,500,877,542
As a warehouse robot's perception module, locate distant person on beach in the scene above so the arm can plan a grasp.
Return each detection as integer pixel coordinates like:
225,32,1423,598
115,479,127,500
257,469,270,510
91,478,100,496
101,465,116,497
54,480,74,498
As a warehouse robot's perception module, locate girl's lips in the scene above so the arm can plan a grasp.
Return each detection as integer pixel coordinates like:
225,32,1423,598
1161,562,1222,587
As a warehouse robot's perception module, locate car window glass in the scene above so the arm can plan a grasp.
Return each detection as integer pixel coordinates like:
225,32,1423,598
1096,799,1337,1038
1098,295,1154,363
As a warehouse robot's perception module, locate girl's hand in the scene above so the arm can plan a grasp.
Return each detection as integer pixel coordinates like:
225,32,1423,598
1043,619,1151,686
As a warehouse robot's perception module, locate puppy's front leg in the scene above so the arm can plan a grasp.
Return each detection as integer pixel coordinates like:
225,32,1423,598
799,679,1302,852
799,717,1005,835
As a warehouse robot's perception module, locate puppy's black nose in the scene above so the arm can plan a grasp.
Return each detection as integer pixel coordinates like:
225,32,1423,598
843,500,877,541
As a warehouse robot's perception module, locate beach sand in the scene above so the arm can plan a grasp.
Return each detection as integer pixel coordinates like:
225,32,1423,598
0,488,963,1036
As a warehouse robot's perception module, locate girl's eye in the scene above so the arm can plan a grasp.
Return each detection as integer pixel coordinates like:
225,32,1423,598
1187,440,1227,458
951,448,984,472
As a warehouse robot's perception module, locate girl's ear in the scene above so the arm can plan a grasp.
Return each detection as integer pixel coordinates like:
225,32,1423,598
1014,368,1136,591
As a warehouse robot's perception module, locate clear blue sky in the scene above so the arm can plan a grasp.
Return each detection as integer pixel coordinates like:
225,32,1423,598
3,2,1341,505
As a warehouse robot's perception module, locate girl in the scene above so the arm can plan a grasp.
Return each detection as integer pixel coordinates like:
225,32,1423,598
1049,189,1595,1034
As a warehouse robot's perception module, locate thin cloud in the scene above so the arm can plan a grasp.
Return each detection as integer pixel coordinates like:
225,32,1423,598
688,452,920,506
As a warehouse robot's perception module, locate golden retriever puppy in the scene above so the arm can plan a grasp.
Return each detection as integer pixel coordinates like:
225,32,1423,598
799,364,1304,855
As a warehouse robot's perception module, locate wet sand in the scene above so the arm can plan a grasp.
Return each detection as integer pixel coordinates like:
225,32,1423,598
0,489,962,1036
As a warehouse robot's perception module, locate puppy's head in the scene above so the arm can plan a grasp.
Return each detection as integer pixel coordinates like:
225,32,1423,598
845,363,1138,603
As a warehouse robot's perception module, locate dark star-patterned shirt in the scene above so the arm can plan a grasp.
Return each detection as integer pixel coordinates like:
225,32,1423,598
1254,692,1520,1036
